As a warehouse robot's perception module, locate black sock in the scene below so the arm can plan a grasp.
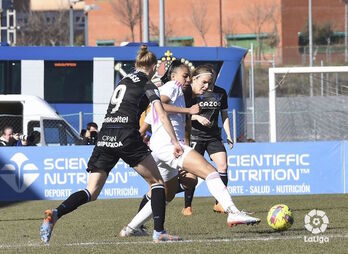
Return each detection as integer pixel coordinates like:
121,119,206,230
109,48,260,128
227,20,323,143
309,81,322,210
56,189,91,219
219,172,228,186
216,172,228,204
151,184,166,232
184,187,195,208
176,181,185,194
138,194,150,212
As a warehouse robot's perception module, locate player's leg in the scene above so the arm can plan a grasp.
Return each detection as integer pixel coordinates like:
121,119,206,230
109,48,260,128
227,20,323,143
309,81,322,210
120,174,179,237
40,170,108,244
208,139,228,214
178,170,197,216
133,154,181,241
40,145,113,244
182,141,205,215
182,149,261,226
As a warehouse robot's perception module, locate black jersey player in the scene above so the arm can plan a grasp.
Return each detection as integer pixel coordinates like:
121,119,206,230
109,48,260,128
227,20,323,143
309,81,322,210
182,66,234,216
40,45,183,244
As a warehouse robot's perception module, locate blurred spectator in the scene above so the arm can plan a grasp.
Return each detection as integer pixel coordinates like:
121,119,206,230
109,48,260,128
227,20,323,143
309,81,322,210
80,129,86,138
77,122,98,145
0,126,14,146
0,126,41,146
26,131,41,146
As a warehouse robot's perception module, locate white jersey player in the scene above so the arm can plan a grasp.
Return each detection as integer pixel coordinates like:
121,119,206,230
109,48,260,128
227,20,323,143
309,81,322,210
120,61,261,239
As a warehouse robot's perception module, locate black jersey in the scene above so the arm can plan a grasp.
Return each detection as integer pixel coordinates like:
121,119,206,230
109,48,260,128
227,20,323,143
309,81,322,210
103,71,160,129
191,85,228,141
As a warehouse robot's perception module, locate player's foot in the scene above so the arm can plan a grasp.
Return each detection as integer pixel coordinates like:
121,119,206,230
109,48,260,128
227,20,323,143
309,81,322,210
227,210,261,227
153,230,182,242
213,203,226,214
40,209,58,244
119,225,149,237
181,206,192,216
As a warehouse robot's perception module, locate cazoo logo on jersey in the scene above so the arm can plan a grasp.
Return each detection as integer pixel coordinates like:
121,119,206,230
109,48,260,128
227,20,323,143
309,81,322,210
0,153,39,193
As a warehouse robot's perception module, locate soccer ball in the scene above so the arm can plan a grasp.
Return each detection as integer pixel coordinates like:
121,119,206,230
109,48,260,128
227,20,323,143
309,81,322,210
267,204,294,231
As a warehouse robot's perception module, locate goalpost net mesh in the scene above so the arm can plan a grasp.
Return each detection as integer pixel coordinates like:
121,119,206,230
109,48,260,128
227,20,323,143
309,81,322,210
270,68,348,142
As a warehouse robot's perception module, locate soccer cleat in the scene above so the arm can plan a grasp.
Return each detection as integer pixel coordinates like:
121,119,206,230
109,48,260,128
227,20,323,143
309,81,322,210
153,230,182,242
40,209,58,244
119,225,149,237
181,206,192,216
227,210,261,227
213,203,227,214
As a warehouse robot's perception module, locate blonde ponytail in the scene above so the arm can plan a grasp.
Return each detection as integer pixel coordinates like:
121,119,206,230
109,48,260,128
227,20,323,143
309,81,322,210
135,45,157,70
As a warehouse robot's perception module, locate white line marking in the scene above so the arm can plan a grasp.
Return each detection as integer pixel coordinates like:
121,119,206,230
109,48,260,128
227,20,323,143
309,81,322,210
1,234,347,249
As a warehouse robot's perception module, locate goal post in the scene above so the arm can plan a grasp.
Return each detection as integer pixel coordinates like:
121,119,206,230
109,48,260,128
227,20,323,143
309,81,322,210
268,66,348,143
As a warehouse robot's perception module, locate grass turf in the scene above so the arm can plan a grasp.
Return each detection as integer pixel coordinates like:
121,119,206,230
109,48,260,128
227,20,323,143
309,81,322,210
0,194,347,254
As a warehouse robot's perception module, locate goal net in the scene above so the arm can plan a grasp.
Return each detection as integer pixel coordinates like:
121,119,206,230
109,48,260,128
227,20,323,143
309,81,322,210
268,66,348,142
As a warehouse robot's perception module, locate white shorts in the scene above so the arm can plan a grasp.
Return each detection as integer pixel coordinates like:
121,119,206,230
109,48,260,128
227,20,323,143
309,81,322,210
151,142,192,182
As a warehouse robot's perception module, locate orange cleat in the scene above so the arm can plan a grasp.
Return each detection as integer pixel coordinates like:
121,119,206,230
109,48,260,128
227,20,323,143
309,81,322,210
213,203,227,214
181,206,193,216
40,209,58,244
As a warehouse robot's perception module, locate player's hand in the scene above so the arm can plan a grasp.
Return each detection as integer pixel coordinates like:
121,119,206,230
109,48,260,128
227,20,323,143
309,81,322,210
173,142,184,158
189,104,200,115
227,138,234,149
197,115,211,126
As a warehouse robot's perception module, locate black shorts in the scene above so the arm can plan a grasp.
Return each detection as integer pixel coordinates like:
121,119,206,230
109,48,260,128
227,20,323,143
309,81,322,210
190,138,226,157
87,127,151,174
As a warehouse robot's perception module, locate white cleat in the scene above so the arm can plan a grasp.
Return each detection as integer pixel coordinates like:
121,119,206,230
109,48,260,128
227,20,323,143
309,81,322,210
227,211,261,227
119,225,149,237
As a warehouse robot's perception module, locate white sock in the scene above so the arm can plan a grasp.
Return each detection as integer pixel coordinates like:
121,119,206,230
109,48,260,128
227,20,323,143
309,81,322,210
205,172,239,213
127,199,170,230
128,201,153,229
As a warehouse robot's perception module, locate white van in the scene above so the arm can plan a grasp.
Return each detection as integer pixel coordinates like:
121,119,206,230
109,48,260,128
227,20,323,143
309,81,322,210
0,95,80,146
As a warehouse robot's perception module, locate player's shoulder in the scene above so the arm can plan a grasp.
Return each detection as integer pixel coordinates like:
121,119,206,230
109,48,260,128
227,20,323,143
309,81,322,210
163,80,180,88
213,85,227,94
121,71,148,85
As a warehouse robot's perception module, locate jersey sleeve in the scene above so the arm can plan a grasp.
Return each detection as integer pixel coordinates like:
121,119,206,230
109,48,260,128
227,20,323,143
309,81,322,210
159,81,176,102
220,88,228,110
145,81,161,103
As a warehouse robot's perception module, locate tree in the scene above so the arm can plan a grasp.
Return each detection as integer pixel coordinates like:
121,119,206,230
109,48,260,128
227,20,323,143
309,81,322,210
299,22,334,52
223,17,236,47
190,1,210,46
149,17,174,43
242,1,277,60
110,0,141,42
16,9,70,46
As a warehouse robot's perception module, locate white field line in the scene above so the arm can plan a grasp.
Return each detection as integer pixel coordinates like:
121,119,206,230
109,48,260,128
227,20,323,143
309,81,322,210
1,234,348,249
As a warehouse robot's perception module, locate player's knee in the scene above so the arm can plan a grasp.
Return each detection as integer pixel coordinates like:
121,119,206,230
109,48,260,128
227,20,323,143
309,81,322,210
217,166,228,173
166,192,176,202
181,176,198,190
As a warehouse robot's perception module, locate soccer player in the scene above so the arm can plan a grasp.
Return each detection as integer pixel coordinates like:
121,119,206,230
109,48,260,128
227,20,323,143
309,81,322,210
119,62,260,237
182,65,234,216
40,45,183,244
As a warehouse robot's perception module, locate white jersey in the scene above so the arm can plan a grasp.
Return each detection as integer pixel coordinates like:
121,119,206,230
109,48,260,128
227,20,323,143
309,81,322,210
145,80,192,181
145,80,186,144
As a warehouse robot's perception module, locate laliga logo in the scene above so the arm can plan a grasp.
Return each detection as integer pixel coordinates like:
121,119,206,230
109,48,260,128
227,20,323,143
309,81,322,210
0,153,39,193
304,209,329,234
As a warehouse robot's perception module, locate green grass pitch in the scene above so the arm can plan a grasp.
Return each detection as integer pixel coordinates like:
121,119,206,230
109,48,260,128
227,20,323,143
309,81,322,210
0,194,347,254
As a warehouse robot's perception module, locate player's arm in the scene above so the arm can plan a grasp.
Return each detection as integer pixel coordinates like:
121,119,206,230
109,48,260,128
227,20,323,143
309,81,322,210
184,115,192,145
221,110,233,142
191,114,211,126
145,81,183,156
161,95,200,115
152,100,183,156
220,88,233,148
139,121,151,138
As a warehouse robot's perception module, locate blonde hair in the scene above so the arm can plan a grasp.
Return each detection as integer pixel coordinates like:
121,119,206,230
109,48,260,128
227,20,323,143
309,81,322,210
191,64,215,79
135,45,157,70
